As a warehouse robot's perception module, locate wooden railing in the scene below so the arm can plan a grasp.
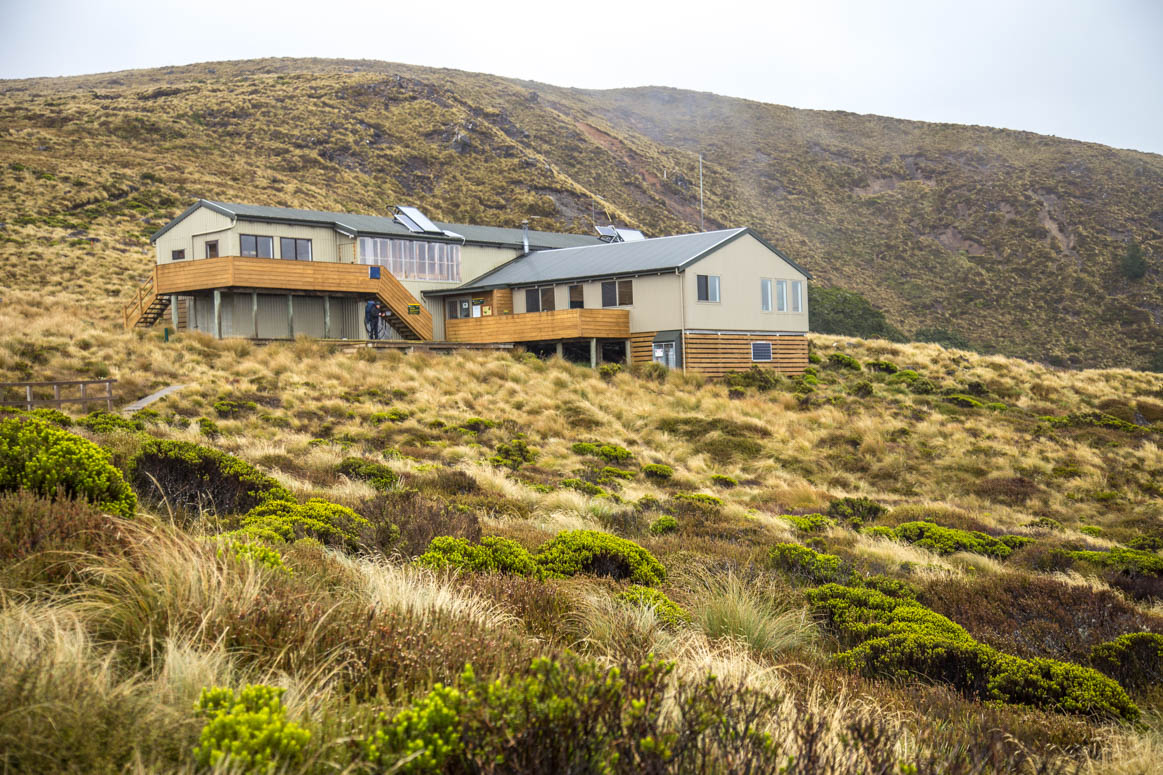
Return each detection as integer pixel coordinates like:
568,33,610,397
123,267,159,329
445,308,630,343
0,379,117,412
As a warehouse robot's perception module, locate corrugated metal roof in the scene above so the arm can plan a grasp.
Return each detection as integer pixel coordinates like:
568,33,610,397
443,228,749,291
150,200,603,250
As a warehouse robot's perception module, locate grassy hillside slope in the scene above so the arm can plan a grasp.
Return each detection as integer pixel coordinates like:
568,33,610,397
0,57,1160,367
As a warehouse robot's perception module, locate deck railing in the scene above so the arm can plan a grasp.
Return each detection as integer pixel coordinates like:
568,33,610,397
445,308,630,343
123,267,159,328
0,379,117,412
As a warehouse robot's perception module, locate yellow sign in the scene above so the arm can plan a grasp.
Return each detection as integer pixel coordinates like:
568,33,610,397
482,305,492,316
407,304,421,315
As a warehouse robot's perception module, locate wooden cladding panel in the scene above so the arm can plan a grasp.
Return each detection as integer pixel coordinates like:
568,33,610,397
492,288,514,316
683,333,808,377
628,333,656,366
446,308,629,343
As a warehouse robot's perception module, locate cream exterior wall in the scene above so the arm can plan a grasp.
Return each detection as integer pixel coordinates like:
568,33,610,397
155,206,233,263
507,273,681,333
681,233,809,332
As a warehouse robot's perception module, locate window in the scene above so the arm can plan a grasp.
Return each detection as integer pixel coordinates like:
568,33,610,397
601,280,633,307
171,249,185,261
280,237,312,261
525,288,540,313
696,274,720,302
447,298,472,320
751,341,773,362
540,287,555,312
569,285,584,309
240,234,273,258
760,278,772,312
357,237,462,282
791,281,803,313
205,241,218,258
776,280,787,312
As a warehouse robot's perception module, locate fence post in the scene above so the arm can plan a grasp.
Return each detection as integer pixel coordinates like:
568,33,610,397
25,385,32,411
81,382,87,405
53,384,61,408
105,381,113,412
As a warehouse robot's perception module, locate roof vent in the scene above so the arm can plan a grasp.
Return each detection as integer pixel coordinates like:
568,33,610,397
393,205,443,234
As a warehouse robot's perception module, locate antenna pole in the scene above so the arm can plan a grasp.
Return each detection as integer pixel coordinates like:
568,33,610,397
698,154,704,231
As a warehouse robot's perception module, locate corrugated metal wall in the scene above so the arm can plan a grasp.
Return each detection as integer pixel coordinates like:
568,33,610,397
187,294,370,339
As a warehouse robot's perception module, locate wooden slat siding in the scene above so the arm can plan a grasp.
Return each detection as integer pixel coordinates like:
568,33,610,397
492,288,514,316
148,256,433,340
683,334,808,377
445,308,630,343
628,332,656,366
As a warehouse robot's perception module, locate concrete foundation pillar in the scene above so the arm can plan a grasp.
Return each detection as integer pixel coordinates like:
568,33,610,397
590,338,599,368
251,292,259,338
212,290,222,339
287,295,294,338
170,295,179,330
323,296,331,339
624,339,631,365
555,341,564,358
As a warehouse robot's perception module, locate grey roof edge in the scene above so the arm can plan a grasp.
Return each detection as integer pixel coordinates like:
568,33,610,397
149,199,236,244
423,266,679,297
675,227,813,279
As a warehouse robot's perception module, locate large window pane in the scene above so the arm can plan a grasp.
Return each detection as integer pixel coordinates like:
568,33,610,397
525,288,541,313
617,279,633,306
256,236,273,258
697,274,708,301
776,280,787,312
708,275,720,302
761,279,772,311
601,281,617,307
791,281,802,313
540,287,555,312
240,235,257,257
569,285,584,309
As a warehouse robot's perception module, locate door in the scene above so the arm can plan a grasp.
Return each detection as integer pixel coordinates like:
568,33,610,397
652,341,676,369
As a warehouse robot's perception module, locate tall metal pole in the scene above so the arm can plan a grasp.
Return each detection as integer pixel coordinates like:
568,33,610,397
698,154,704,231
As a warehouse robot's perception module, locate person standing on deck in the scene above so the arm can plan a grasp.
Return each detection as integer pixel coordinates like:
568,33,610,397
364,299,380,340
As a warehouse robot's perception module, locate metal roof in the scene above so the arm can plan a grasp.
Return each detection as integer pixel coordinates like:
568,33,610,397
427,227,811,295
149,200,603,250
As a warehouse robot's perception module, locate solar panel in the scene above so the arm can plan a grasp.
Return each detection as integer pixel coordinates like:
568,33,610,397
614,228,645,242
396,205,442,234
395,211,423,233
595,225,619,238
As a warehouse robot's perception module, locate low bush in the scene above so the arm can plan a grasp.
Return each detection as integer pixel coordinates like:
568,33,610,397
561,478,606,497
197,417,221,438
212,398,257,418
827,352,861,370
571,441,633,463
656,416,769,440
619,585,689,627
489,437,538,471
235,497,373,550
1039,411,1154,435
193,684,309,773
416,535,541,577
945,394,984,409
849,379,874,398
0,412,137,518
894,521,1023,560
370,408,410,424
1090,632,1163,690
862,525,897,540
723,365,784,391
535,530,665,585
891,370,937,394
1024,517,1063,531
598,466,635,482
864,359,899,374
218,539,291,575
648,515,678,535
768,543,846,584
337,456,398,491
641,463,673,480
362,489,481,557
826,496,885,527
27,408,73,427
76,411,142,434
782,513,834,533
669,492,723,511
456,417,497,433
709,474,737,488
1068,547,1163,576
694,434,763,462
597,363,622,381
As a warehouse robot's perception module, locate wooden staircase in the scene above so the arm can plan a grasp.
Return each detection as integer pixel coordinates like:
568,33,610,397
123,268,169,329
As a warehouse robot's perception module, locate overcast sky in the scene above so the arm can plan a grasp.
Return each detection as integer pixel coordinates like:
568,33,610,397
3,0,1161,155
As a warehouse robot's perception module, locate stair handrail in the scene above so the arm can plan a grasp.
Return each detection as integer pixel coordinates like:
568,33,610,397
123,267,158,329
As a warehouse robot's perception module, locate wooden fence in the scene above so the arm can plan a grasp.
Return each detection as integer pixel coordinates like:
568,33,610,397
0,379,117,412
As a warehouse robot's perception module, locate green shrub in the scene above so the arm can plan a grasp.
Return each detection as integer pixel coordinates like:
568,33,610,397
28,408,73,427
855,574,918,600
219,539,291,574
723,365,784,391
1068,547,1163,576
987,655,1139,722
1126,535,1163,552
236,498,373,550
194,684,309,773
337,456,398,491
489,437,538,471
694,434,763,462
197,417,221,438
129,437,289,515
456,417,497,433
894,521,1019,560
76,411,142,434
649,515,678,535
599,466,635,481
363,681,464,773
213,399,257,418
1119,241,1147,281
1090,632,1163,690
709,474,737,488
945,394,984,409
416,535,541,577
808,352,822,364
1024,517,1063,531
891,370,937,394
826,496,886,527
782,513,834,533
0,412,136,518
808,285,906,341
535,530,665,585
1079,525,1103,537
862,525,897,540
670,492,723,510
768,543,846,584
865,359,899,374
597,363,622,381
641,463,673,481
850,379,874,398
561,478,606,497
571,441,632,463
1039,412,1154,435
827,352,861,370
370,408,410,424
619,585,689,627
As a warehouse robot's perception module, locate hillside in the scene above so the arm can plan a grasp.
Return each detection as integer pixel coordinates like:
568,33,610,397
1,57,1161,367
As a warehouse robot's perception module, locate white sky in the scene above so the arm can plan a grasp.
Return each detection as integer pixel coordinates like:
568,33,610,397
3,0,1161,155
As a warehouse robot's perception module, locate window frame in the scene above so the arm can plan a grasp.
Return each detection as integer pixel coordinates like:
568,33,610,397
616,279,633,306
540,286,555,312
601,281,618,308
760,278,773,312
171,248,185,261
569,284,584,309
204,241,218,259
524,288,541,313
776,280,787,312
791,280,803,313
280,237,312,261
240,234,274,258
751,341,773,362
696,274,720,303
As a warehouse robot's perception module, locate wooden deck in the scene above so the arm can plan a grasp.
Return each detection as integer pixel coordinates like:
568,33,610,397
125,257,433,340
444,308,630,344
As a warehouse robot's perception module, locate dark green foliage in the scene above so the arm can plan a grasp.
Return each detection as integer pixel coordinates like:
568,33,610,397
656,416,769,439
641,463,673,480
370,408,410,424
649,515,678,535
723,366,784,391
809,584,1139,722
212,398,257,418
826,496,885,527
0,412,136,518
571,441,632,463
855,574,918,600
890,369,937,394
597,362,622,381
1039,411,1155,435
944,394,984,409
862,525,897,539
1068,547,1163,576
694,434,763,462
1126,534,1163,552
28,408,73,427
535,530,665,585
456,417,497,433
235,497,373,550
864,359,899,374
1119,241,1147,281
807,285,905,341
894,521,1021,560
669,492,723,510
1090,633,1163,690
619,585,690,627
781,513,835,533
489,436,538,470
708,474,737,488
197,417,221,438
560,478,606,496
193,684,309,772
337,456,398,491
827,352,861,370
416,535,541,577
599,466,635,481
129,437,289,515
76,411,142,434
767,543,846,584
849,379,874,398
915,327,972,351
